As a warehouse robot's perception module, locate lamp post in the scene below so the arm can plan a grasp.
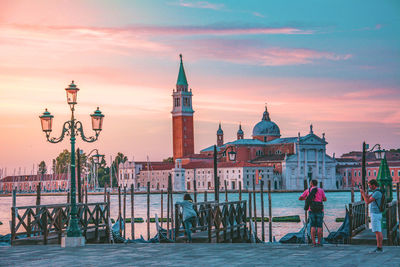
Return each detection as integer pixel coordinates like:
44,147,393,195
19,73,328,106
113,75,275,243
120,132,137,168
213,144,237,202
39,81,104,247
87,149,105,191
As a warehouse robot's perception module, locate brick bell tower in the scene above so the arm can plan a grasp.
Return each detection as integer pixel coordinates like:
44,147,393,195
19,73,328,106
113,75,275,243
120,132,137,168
172,54,194,160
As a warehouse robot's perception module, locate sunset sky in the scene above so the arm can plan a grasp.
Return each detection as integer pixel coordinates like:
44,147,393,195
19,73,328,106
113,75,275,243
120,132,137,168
0,0,399,173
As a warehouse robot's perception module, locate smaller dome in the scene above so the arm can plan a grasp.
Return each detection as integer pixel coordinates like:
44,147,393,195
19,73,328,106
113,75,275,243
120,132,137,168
217,123,223,135
237,124,244,135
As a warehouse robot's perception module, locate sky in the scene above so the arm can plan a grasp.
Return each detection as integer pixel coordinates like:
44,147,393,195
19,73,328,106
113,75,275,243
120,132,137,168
0,0,399,174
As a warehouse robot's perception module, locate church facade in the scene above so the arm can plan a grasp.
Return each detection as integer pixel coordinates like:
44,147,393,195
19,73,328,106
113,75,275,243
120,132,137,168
199,108,339,190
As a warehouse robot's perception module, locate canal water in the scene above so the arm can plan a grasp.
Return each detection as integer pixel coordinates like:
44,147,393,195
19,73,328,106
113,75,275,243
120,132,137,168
1,191,393,240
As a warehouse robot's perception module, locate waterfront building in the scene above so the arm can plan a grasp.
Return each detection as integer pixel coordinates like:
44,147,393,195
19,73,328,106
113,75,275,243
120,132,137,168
0,174,69,193
337,150,400,187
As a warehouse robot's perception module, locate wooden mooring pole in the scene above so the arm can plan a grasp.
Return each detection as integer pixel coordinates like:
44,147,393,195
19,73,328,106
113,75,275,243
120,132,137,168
204,191,208,202
239,181,242,201
248,191,252,236
194,178,198,203
252,177,257,237
107,191,111,243
351,187,355,203
118,186,122,237
268,180,272,243
123,186,127,240
131,184,135,240
167,175,171,238
260,180,265,242
304,179,308,223
160,189,164,228
11,189,16,245
147,181,150,240
224,180,228,202
397,182,400,236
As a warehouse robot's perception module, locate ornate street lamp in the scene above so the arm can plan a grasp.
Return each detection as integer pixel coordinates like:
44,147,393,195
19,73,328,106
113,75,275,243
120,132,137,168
213,145,237,202
39,80,104,247
87,149,105,190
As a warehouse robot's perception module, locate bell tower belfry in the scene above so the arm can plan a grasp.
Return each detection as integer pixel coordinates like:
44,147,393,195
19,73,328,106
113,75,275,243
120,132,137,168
172,54,194,159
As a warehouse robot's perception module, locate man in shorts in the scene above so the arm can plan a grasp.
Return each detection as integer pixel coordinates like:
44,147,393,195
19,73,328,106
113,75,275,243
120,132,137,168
360,179,383,252
299,179,327,246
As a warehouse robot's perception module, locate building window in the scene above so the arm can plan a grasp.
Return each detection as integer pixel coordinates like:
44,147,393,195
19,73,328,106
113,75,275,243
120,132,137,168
391,170,394,176
358,171,361,176
398,171,400,177
368,171,371,176
374,170,376,176
354,171,357,177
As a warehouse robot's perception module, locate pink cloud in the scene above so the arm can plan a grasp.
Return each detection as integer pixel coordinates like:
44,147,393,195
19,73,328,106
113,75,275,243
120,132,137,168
172,0,224,10
185,39,351,66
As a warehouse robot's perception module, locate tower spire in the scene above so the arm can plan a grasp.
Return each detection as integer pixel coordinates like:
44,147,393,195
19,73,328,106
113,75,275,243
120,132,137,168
177,54,188,87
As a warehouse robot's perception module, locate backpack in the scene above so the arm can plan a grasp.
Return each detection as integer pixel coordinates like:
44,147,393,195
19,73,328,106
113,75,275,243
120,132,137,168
373,188,386,213
304,187,323,213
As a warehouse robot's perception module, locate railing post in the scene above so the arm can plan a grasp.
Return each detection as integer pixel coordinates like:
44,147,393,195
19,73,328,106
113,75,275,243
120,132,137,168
207,203,212,243
268,180,272,243
160,189,164,228
43,209,48,245
58,208,62,244
174,204,179,241
348,204,353,244
95,204,100,243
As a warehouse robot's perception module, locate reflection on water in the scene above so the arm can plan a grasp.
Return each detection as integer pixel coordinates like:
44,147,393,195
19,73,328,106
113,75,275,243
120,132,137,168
0,191,379,240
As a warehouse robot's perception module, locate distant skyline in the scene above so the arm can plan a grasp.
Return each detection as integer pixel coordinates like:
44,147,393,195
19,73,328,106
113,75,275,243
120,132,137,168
0,0,399,171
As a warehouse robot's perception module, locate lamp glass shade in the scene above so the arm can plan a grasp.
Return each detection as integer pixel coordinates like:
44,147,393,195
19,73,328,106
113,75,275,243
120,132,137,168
65,81,79,105
228,151,236,161
39,109,54,132
91,107,104,131
374,149,385,160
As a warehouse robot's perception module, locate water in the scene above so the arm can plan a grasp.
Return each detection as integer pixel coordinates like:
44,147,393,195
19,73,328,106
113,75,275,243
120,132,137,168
1,191,389,240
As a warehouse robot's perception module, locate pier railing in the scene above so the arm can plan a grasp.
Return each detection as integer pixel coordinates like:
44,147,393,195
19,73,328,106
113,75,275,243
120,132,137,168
386,200,398,246
174,200,248,243
348,201,366,244
11,202,109,245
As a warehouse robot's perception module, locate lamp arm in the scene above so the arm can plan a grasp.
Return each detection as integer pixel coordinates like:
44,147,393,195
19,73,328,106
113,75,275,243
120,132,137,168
368,144,381,152
75,121,99,143
46,121,71,143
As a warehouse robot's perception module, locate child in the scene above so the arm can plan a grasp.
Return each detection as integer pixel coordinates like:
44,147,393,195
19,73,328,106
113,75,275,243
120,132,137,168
176,194,197,243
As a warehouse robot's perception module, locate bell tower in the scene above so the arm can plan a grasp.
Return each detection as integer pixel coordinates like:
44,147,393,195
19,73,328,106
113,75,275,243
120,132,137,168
172,54,194,159
217,123,224,147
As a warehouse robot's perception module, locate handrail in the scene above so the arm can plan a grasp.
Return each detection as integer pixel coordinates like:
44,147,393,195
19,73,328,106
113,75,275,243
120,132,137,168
175,200,248,243
11,201,110,245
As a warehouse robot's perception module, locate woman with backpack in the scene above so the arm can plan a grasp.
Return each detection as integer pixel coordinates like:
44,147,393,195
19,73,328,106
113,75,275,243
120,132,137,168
176,194,197,243
360,179,385,253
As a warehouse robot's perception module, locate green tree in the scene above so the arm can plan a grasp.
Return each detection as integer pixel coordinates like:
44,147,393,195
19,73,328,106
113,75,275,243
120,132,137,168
163,157,173,163
111,152,127,187
56,149,70,174
38,161,47,175
55,149,88,174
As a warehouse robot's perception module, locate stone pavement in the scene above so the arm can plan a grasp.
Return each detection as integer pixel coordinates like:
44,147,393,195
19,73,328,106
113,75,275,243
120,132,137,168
1,244,400,267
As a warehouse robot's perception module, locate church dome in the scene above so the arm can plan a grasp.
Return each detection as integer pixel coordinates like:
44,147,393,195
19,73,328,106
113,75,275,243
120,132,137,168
252,106,280,137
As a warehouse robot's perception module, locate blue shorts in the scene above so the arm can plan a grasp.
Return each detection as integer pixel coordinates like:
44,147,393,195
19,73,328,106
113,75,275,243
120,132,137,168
309,212,324,228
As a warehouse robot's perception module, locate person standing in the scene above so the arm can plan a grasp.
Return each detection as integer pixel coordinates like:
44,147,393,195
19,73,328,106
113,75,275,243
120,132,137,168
299,179,327,246
360,179,383,252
